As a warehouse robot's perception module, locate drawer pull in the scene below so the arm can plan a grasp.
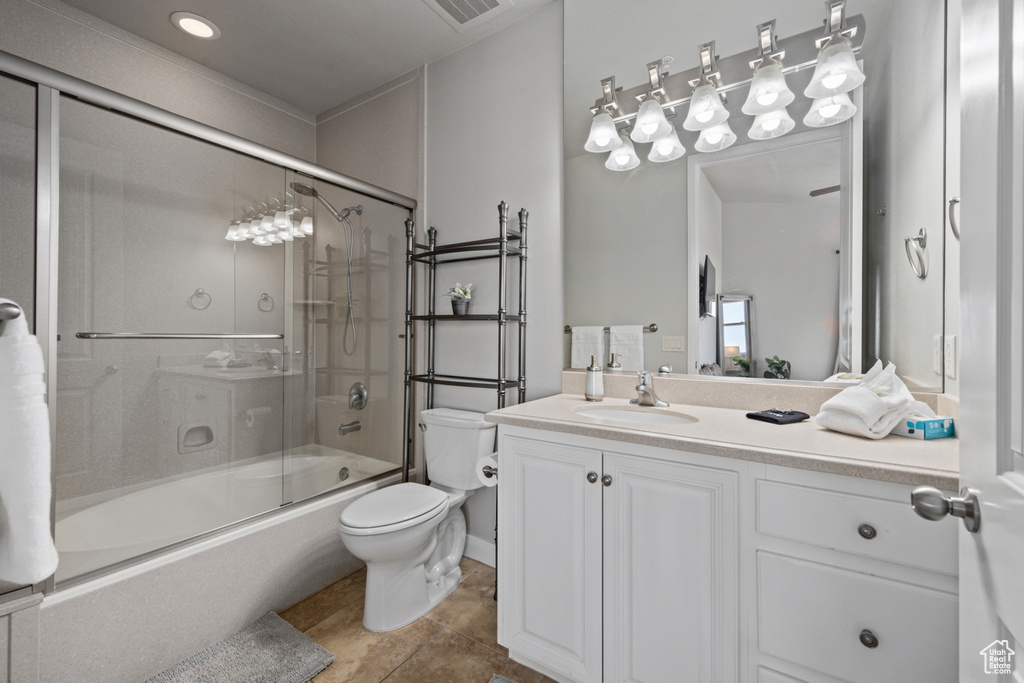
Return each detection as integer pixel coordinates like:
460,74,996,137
587,472,599,483
857,523,877,540
859,629,879,649
602,474,613,487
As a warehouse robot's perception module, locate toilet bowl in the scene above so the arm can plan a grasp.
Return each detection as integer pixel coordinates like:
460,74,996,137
338,408,495,632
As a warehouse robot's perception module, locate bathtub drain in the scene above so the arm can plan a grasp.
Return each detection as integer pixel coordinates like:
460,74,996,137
338,467,350,482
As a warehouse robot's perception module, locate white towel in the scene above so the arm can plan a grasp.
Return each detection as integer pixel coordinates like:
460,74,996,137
570,326,605,369
815,360,918,439
609,325,644,371
0,299,59,584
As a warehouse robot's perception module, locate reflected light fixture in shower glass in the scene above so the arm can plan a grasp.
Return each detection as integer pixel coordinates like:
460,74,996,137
224,219,246,241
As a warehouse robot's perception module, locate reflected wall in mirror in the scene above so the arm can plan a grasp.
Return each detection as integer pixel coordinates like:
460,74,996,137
563,0,954,391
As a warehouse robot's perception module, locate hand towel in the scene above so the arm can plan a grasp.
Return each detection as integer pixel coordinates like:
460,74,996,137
814,360,915,439
0,299,59,584
570,326,605,369
609,325,644,371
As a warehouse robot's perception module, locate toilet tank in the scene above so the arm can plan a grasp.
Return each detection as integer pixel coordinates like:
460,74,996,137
420,408,496,490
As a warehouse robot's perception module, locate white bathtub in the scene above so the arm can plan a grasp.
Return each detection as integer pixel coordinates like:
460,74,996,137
54,445,398,582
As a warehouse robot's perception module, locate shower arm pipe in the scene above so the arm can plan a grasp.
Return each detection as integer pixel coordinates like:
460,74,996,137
0,49,416,212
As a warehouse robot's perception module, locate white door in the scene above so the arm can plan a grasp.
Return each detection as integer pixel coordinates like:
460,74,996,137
956,0,1024,679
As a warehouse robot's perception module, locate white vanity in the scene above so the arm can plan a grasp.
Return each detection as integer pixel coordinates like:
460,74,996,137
490,386,959,683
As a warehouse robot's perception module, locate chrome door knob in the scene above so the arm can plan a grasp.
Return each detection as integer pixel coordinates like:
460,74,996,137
587,472,599,483
911,486,981,533
859,629,879,649
601,475,613,487
857,523,877,540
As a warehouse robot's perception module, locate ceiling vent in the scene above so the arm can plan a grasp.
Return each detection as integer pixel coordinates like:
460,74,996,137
423,0,515,33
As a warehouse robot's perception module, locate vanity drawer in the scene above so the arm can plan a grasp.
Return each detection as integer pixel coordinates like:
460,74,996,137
756,479,957,574
758,551,957,683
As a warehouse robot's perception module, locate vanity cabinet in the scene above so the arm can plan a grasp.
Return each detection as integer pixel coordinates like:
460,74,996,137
497,428,740,683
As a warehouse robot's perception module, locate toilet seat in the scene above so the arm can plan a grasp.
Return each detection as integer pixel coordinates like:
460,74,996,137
339,483,449,536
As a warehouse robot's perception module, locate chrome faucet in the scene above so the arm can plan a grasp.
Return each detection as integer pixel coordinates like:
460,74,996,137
339,420,362,436
630,371,669,407
256,350,278,370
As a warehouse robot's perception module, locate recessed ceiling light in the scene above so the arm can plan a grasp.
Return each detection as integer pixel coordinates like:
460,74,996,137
170,11,221,39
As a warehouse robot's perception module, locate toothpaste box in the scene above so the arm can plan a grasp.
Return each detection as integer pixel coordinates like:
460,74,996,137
892,416,955,439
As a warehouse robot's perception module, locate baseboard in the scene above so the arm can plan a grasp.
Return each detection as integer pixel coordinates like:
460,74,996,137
463,534,495,568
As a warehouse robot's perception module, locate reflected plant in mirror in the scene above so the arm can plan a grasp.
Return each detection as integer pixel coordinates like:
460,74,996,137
563,0,953,391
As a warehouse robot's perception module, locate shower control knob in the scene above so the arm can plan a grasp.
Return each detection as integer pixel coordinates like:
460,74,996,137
587,472,598,483
859,629,879,649
601,475,613,487
857,523,877,540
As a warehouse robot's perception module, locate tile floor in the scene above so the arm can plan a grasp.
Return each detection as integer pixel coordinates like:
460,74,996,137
280,557,556,683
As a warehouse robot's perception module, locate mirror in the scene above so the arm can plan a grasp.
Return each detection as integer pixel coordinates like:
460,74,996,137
563,0,951,390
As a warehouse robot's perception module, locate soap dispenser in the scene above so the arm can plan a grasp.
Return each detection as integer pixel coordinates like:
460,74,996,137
585,355,604,402
608,353,622,370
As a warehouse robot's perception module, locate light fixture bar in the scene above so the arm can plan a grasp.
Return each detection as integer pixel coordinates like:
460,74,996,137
589,13,864,126
751,20,785,69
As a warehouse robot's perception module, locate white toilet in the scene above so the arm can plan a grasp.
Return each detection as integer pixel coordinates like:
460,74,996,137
338,408,495,631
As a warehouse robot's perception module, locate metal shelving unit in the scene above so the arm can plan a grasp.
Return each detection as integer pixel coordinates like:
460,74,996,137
402,201,528,475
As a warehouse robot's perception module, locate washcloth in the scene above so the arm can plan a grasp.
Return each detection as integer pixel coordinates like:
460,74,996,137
202,343,236,368
0,299,59,584
815,360,922,439
570,326,605,369
609,325,644,371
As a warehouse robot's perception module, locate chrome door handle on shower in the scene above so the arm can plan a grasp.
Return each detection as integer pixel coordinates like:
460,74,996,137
948,197,961,240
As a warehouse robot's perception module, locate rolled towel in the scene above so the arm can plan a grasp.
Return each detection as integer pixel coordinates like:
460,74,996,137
815,360,915,439
609,325,644,371
570,326,605,369
0,299,59,584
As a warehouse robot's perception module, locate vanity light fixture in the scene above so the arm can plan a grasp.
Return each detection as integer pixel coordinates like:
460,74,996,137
648,128,686,162
605,131,641,171
804,0,865,98
683,43,729,131
749,107,796,139
742,21,796,116
585,77,624,152
804,92,857,126
224,219,246,241
694,121,737,153
630,60,673,143
170,12,221,39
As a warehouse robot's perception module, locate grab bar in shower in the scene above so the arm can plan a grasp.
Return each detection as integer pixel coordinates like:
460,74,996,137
76,332,284,340
0,302,22,321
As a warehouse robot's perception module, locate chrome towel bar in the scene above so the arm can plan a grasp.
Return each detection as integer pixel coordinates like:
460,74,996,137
564,323,658,334
76,332,284,340
0,302,22,321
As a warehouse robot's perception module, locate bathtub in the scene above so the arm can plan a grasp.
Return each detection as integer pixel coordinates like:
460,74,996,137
54,445,398,582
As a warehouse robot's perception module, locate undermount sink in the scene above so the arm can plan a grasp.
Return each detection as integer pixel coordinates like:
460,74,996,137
573,406,697,426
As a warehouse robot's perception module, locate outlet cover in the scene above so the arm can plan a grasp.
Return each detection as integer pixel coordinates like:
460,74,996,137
944,335,957,380
933,335,942,375
661,336,685,352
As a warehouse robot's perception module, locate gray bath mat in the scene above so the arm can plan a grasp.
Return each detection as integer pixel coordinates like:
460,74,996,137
146,612,334,683
489,676,519,683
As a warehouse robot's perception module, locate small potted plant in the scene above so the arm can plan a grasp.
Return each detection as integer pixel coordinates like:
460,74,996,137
445,282,473,315
763,355,791,380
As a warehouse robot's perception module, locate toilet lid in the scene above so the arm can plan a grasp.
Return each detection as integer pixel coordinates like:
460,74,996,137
340,483,448,530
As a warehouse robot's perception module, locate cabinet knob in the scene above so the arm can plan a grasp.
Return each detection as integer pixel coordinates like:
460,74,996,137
587,472,598,483
601,474,613,487
857,523,877,540
859,629,879,649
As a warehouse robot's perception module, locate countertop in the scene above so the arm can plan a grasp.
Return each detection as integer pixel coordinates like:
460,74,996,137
485,394,959,490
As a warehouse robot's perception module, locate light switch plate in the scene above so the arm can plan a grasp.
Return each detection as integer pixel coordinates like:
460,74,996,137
661,336,685,352
933,335,942,375
944,335,957,379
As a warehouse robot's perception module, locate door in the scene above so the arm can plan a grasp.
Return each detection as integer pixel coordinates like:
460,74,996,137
957,0,1024,679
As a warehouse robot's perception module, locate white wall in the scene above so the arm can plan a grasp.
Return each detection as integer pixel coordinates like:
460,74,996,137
425,2,564,555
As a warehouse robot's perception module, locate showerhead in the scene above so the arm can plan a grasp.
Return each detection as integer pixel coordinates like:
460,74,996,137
290,181,318,197
289,182,363,223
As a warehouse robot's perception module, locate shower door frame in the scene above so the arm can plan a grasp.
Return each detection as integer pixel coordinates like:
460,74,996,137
0,48,417,601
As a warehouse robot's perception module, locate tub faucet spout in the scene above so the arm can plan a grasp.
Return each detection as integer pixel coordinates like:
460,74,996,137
339,420,362,436
630,371,669,407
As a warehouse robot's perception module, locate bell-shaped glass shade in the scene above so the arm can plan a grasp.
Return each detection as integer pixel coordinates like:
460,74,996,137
694,122,737,153
584,112,623,152
605,133,641,171
273,210,288,228
260,214,275,232
804,39,865,98
804,92,857,127
224,220,247,241
647,128,685,163
300,216,314,235
631,98,673,143
249,216,264,235
252,235,273,247
748,107,796,140
683,83,729,131
741,63,796,115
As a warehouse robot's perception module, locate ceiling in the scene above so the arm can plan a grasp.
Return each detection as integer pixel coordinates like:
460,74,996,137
59,0,556,115
702,139,841,204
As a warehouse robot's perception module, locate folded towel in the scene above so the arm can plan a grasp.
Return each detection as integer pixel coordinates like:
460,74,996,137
570,326,605,369
609,325,644,371
202,344,236,368
815,360,916,439
0,299,59,584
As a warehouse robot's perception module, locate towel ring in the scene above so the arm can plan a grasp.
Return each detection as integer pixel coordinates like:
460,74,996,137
189,288,212,310
948,197,961,240
905,228,928,279
258,293,275,312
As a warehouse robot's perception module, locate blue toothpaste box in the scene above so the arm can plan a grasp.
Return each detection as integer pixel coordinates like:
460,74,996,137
892,416,955,439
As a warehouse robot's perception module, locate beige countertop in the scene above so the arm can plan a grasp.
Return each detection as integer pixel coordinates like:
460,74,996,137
486,394,959,490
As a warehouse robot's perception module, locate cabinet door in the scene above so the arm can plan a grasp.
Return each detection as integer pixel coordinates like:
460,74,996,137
498,435,603,683
603,451,739,683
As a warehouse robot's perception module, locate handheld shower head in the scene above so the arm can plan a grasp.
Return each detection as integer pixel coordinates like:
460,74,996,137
339,205,363,221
